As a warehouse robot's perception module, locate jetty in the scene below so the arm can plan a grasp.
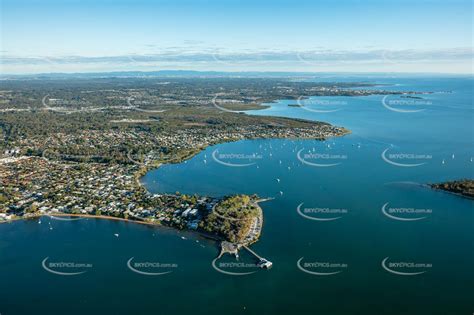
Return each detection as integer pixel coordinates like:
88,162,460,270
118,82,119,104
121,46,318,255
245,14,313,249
242,245,273,269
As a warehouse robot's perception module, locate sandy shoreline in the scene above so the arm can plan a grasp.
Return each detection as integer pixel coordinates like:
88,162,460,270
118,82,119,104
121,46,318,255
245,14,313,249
0,212,158,226
0,212,224,242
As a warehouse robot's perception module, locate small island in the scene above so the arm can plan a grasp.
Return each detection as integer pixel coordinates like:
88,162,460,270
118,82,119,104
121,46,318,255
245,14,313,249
430,179,474,199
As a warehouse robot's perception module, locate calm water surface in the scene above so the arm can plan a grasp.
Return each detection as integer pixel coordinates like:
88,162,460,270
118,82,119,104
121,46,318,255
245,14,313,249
1,76,473,315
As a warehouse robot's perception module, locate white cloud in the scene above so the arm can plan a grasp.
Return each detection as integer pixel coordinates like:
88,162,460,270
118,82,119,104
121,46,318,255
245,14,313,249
1,48,472,74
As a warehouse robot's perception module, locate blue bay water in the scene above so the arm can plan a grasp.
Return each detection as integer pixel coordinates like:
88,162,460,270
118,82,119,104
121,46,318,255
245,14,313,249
1,76,473,315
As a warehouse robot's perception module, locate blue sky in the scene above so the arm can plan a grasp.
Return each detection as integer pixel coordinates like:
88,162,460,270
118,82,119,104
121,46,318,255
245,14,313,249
1,0,473,73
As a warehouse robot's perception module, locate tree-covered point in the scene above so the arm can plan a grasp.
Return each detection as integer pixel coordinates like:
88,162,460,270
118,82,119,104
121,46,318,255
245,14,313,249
200,195,259,243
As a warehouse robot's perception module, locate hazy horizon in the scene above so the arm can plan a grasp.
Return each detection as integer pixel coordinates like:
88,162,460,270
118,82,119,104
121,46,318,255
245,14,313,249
2,69,474,78
1,0,473,74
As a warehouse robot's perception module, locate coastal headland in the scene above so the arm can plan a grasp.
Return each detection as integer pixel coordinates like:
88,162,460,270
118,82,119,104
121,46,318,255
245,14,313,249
430,179,474,199
0,76,428,259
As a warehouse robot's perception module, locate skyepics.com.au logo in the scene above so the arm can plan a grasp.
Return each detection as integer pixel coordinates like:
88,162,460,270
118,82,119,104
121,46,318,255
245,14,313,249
381,203,432,221
297,257,348,276
381,257,432,276
381,147,432,167
42,257,92,276
297,148,347,167
212,149,262,167
40,135,108,164
212,258,259,276
47,215,83,221
296,50,349,67
211,49,274,68
126,95,167,113
42,94,88,114
126,149,148,166
296,96,346,113
211,93,246,113
381,95,432,113
297,203,348,221
127,257,177,276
